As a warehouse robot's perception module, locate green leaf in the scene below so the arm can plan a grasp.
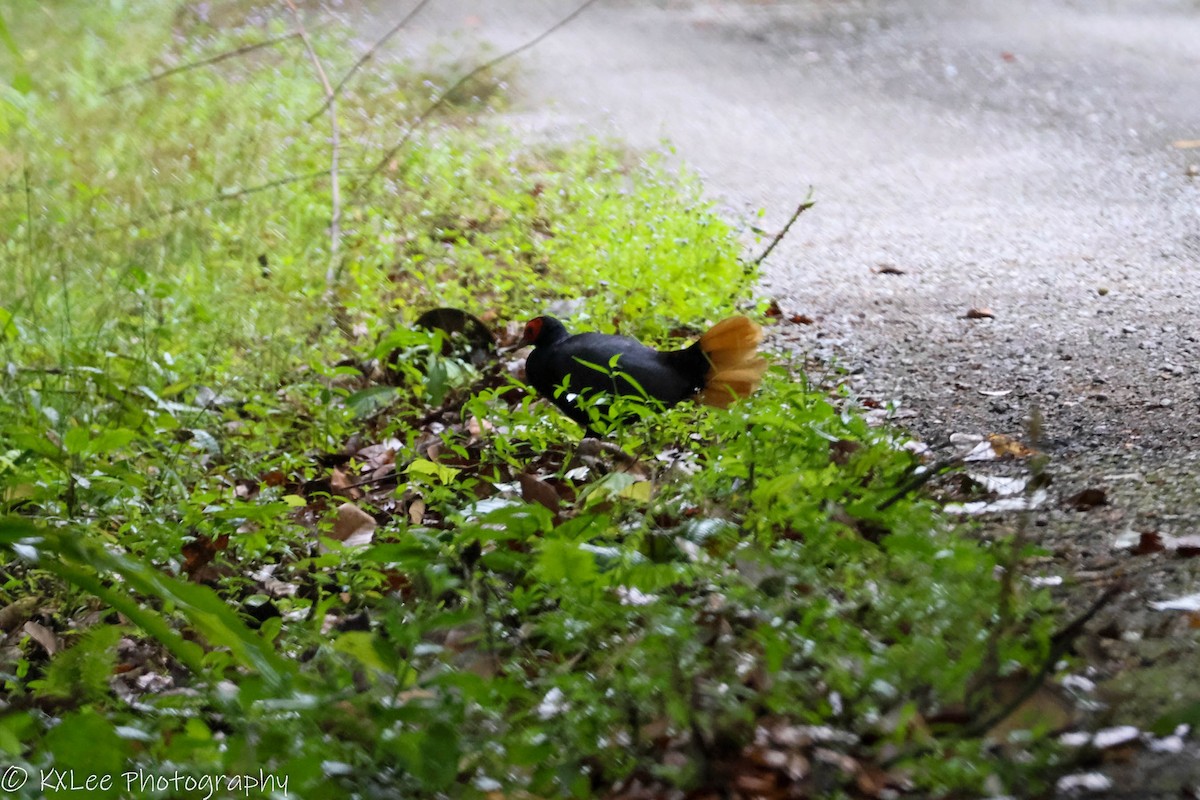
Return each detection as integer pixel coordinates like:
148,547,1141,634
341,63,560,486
425,353,449,406
0,15,31,94
45,710,127,797
391,721,461,790
0,306,18,341
62,427,90,455
345,385,399,418
0,516,37,545
89,428,137,455
581,471,651,506
535,537,596,585
618,480,652,502
360,541,439,567
186,428,220,455
29,625,120,703
333,631,398,675
0,522,296,692
463,502,552,543
1153,700,1200,736
0,710,36,755
407,459,460,485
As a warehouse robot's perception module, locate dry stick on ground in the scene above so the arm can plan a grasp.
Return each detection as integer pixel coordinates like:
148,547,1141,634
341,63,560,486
306,0,435,124
350,0,605,203
283,0,343,295
752,190,815,268
101,31,303,96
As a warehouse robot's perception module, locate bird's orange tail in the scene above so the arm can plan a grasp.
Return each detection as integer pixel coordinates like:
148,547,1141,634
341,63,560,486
697,316,767,408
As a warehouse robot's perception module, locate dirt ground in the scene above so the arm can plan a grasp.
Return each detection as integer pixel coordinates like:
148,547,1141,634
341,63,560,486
365,0,1200,794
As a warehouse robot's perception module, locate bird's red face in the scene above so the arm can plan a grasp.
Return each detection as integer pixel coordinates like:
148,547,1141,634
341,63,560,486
520,317,545,346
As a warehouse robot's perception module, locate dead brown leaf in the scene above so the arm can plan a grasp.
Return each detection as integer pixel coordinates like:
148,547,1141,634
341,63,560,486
733,771,779,795
789,313,816,325
23,620,59,656
518,472,561,513
829,439,863,466
964,307,996,319
856,763,893,797
874,263,906,275
331,502,377,546
355,440,400,471
261,469,287,487
182,532,230,581
985,678,1075,742
1067,487,1107,511
443,625,480,653
987,433,1035,458
467,415,494,439
638,716,672,744
329,467,354,494
407,498,426,525
1133,531,1166,555
1168,534,1200,558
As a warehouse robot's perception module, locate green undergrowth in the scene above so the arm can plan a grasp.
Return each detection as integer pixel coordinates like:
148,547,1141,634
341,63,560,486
0,2,1062,797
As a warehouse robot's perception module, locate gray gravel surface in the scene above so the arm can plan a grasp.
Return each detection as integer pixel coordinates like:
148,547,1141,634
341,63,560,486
366,0,1200,793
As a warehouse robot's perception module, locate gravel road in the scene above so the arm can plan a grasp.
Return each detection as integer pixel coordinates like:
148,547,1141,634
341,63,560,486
367,0,1200,792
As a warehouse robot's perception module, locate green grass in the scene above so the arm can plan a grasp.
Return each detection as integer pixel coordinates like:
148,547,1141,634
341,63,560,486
0,2,1064,797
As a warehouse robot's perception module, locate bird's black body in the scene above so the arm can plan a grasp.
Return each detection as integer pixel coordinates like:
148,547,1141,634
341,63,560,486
523,317,710,428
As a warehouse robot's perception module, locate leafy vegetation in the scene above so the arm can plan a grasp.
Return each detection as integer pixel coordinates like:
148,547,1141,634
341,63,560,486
0,2,1063,797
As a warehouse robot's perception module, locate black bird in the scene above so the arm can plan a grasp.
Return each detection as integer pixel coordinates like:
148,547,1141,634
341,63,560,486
520,315,766,428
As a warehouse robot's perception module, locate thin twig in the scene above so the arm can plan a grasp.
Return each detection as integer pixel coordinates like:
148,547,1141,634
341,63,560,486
1048,581,1124,648
101,32,303,96
345,469,399,490
306,0,435,123
96,169,334,233
876,455,964,511
752,190,815,268
283,0,343,295
964,581,1125,739
880,581,1125,769
351,0,604,201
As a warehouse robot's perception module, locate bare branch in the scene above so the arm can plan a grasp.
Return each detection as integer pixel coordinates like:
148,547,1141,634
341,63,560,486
351,0,604,201
97,170,333,233
752,189,815,268
876,455,964,511
101,32,302,96
966,581,1125,739
283,0,343,295
306,0,435,123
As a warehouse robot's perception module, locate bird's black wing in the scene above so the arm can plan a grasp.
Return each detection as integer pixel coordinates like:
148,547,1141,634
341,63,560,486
531,333,699,404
